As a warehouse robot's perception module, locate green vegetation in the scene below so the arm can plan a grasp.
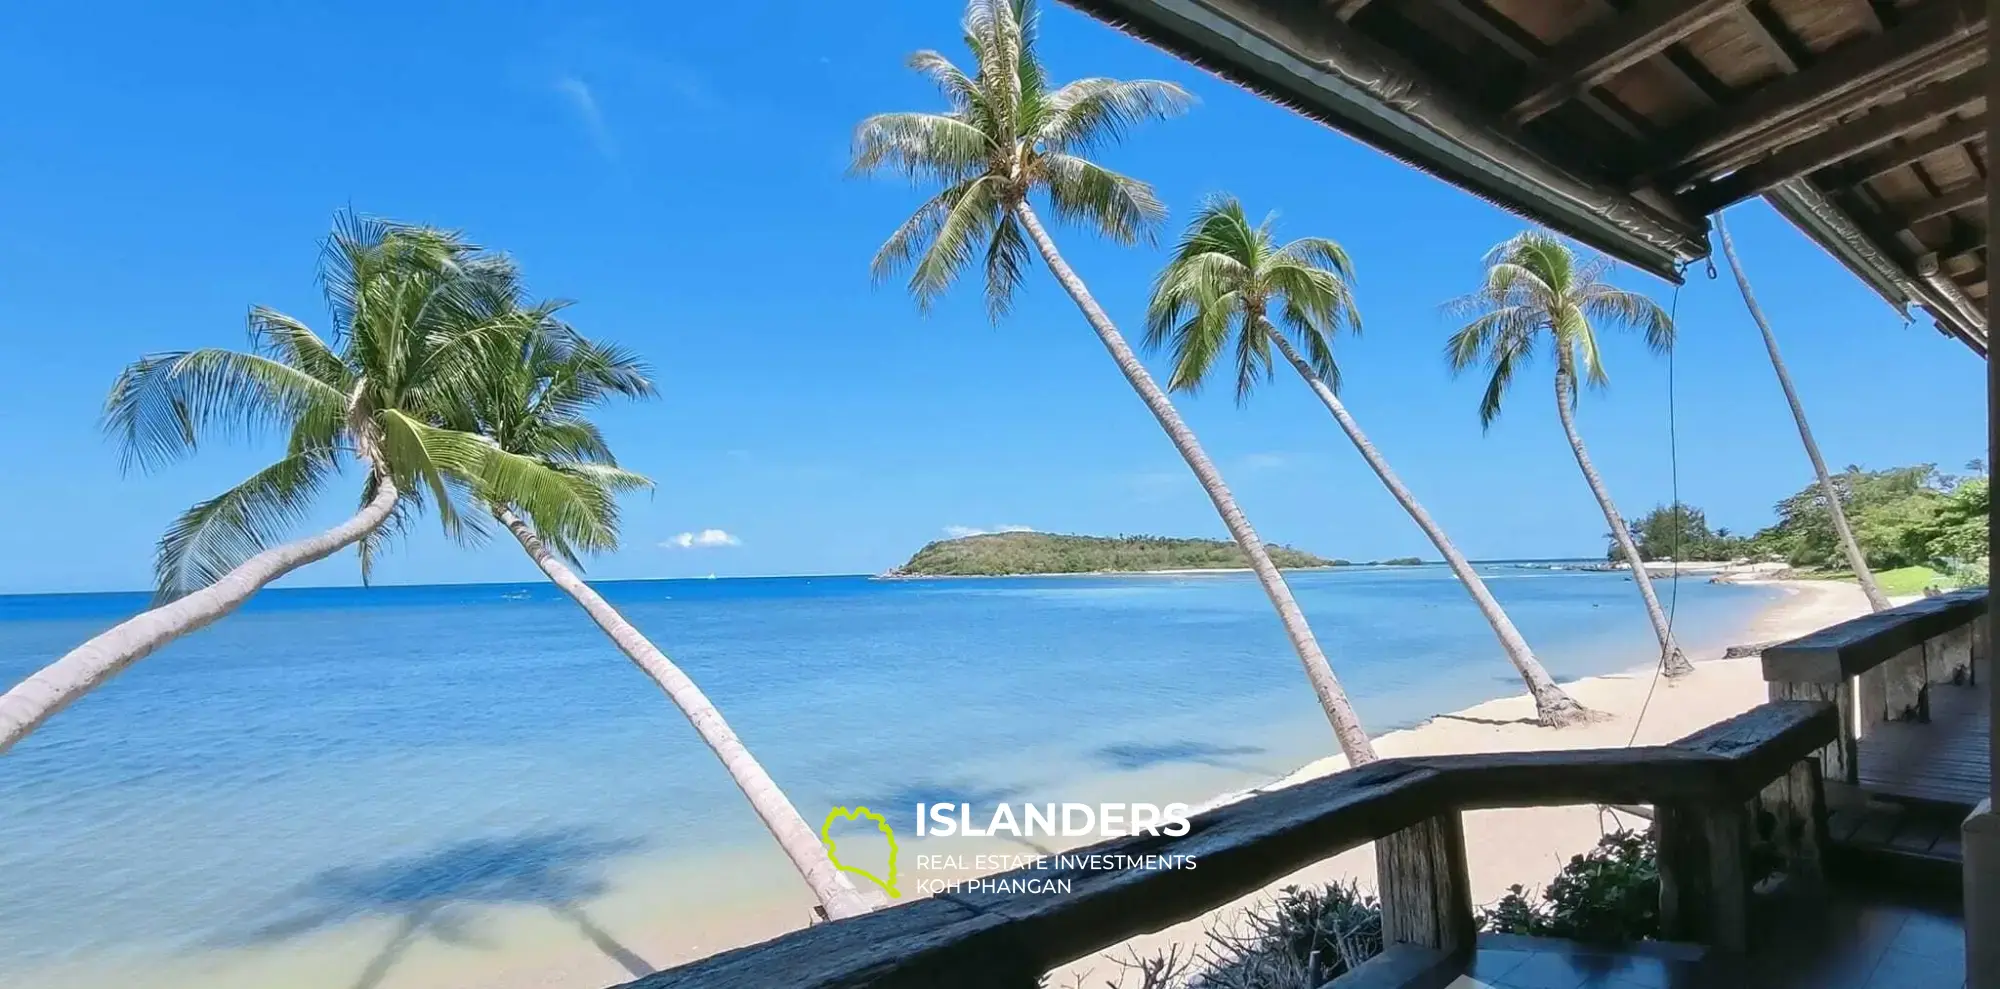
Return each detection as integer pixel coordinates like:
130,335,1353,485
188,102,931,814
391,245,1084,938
1748,465,1987,581
1873,566,1949,597
1371,557,1425,567
889,532,1343,577
1481,830,1659,942
1615,466,1989,592
1612,503,1751,563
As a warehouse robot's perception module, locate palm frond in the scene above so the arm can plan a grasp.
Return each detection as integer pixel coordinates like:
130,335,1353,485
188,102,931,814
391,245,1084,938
850,112,991,184
985,209,1031,319
104,348,349,473
153,452,336,600
1232,309,1274,404
1579,285,1675,355
372,407,470,538
904,176,1004,310
1036,78,1193,154
907,50,982,110
1038,152,1165,245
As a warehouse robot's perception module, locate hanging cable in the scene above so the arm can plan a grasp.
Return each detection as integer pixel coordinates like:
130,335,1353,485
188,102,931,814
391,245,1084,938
1624,273,1688,749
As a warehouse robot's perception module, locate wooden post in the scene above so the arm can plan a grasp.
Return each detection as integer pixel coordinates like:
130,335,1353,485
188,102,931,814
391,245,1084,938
1755,758,1828,885
1376,812,1475,955
1931,625,1976,685
1856,663,1890,737
1658,801,1751,952
1883,643,1931,722
1768,680,1856,784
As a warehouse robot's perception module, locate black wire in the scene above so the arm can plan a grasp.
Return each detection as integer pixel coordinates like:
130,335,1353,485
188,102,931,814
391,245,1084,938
1625,276,1686,749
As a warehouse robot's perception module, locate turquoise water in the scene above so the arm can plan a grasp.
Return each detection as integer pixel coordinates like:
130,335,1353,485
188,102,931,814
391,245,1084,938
0,567,1777,985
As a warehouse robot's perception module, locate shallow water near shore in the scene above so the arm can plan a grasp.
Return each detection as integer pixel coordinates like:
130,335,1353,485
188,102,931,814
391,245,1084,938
0,566,1779,988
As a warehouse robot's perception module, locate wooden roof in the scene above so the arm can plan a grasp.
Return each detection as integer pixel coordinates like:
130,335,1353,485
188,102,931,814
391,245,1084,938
1061,0,1989,353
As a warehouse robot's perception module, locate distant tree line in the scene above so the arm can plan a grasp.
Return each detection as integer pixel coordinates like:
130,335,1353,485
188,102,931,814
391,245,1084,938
1608,463,1989,580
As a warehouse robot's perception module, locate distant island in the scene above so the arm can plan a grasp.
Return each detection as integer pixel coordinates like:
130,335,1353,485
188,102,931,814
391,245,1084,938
1371,556,1426,566
885,532,1348,577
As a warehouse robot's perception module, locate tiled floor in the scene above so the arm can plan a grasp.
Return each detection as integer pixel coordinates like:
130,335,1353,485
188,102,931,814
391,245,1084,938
1436,885,1964,988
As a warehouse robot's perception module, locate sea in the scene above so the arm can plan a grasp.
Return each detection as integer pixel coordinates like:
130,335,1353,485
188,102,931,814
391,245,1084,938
0,566,1780,989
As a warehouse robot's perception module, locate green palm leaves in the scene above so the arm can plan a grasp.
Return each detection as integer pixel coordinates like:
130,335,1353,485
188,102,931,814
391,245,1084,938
104,212,650,600
1146,195,1360,402
1445,230,1674,428
851,0,1190,318
447,288,656,566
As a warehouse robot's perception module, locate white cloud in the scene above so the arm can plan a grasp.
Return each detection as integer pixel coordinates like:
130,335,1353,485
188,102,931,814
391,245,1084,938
943,524,1034,539
664,528,741,549
555,76,617,160
1243,452,1290,470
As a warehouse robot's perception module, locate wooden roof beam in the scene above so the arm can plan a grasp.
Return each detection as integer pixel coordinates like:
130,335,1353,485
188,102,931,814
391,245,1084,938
1685,73,1987,212
1428,0,1657,141
1846,116,1987,182
1658,0,1986,183
1511,0,1745,122
1908,180,1989,223
1734,2,1807,74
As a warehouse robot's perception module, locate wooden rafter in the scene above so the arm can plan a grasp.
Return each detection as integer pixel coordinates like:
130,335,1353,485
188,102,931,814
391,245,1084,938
1657,0,1986,184
1846,116,1987,182
1511,0,1744,122
1686,72,1988,211
1426,0,1656,141
1909,180,1989,223
1735,2,1807,73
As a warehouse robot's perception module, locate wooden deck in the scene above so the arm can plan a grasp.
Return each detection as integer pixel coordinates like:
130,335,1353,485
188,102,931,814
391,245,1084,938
1826,676,1988,888
1857,680,1991,810
1352,880,1965,988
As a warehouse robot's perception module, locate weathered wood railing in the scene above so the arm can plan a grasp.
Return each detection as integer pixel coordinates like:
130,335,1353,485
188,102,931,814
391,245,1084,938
1763,588,1986,786
623,701,1837,989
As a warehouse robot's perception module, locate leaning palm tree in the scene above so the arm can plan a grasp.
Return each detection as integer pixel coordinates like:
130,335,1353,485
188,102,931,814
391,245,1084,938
852,0,1377,762
1149,197,1593,726
448,294,884,920
0,214,537,754
1447,231,1695,678
1716,213,1889,612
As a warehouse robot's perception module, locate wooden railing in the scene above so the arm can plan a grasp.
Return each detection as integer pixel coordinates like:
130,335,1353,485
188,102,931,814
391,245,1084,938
624,701,1838,989
1763,588,1987,786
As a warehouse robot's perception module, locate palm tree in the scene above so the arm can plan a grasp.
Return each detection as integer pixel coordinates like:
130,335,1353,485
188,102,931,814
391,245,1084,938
1715,213,1890,612
1148,197,1594,726
0,214,548,754
852,0,1377,763
1447,231,1695,678
448,289,884,920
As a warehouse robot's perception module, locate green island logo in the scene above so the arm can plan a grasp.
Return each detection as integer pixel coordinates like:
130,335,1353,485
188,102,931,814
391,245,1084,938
821,806,901,898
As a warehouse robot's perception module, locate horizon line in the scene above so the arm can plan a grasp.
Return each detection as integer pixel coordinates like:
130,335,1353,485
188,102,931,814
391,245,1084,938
0,557,1615,600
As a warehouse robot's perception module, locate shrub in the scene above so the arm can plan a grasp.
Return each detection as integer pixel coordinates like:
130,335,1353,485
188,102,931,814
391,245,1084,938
1079,880,1384,989
1478,830,1659,943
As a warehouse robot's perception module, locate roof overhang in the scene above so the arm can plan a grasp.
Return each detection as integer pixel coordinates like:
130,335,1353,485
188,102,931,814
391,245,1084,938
1061,0,1989,353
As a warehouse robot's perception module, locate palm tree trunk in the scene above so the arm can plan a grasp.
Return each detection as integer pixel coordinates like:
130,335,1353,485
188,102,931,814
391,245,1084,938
493,507,884,919
1266,333,1593,726
0,475,402,755
1552,362,1695,677
1716,215,1891,612
1013,201,1378,764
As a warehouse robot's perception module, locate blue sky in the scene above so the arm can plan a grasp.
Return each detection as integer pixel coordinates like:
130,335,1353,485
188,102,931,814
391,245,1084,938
0,1,1985,594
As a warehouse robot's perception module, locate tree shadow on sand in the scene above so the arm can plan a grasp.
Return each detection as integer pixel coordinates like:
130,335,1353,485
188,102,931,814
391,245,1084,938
228,827,655,989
